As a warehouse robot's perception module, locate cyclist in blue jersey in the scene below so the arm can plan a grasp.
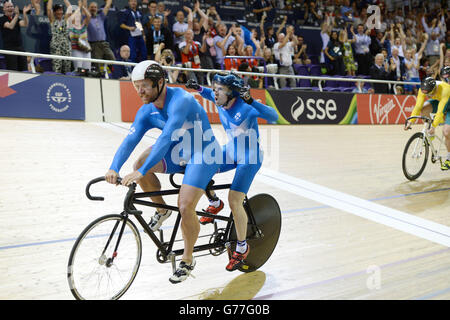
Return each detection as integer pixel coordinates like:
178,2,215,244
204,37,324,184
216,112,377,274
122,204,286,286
185,72,278,271
105,60,221,283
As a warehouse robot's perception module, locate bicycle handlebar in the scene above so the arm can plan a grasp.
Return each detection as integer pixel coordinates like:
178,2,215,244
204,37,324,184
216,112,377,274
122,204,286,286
85,176,142,215
405,116,432,130
86,176,108,201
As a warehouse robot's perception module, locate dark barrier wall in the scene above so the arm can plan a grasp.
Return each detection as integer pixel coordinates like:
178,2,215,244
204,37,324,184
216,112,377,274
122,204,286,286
0,72,85,120
267,89,357,125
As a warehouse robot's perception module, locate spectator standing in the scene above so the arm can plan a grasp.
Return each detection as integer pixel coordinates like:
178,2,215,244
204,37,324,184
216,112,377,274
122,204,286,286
213,23,236,69
390,47,405,81
304,1,323,27
179,28,205,83
324,30,345,75
47,0,73,74
339,29,356,76
319,21,331,64
69,1,92,71
156,1,170,28
145,15,173,60
120,0,147,62
252,0,273,22
142,0,157,29
369,53,396,94
370,31,388,57
424,30,443,67
389,23,405,58
352,24,372,75
259,15,276,49
403,48,421,94
87,0,115,73
293,35,311,65
0,2,31,71
273,25,298,88
111,44,133,80
193,2,216,71
172,7,193,61
27,0,51,54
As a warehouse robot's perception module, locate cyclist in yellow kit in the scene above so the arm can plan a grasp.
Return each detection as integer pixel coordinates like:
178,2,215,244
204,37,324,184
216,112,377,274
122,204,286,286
405,70,450,170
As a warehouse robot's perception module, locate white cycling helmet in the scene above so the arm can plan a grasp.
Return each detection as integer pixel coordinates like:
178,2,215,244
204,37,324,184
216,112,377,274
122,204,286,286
131,60,164,82
131,60,166,102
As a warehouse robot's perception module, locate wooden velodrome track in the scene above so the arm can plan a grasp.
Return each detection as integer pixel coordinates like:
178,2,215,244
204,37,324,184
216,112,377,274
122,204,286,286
0,118,449,300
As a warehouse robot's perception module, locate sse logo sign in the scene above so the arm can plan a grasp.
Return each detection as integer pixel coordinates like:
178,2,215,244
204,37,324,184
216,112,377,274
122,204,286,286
268,90,354,124
291,96,338,121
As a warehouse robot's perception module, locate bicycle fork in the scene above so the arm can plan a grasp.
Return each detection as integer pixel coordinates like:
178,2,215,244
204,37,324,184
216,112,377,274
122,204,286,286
99,213,128,267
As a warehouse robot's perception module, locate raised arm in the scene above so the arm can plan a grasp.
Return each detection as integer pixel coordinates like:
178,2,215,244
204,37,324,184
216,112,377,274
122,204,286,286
47,0,54,22
63,0,73,21
184,6,193,30
276,15,287,37
439,43,445,71
240,86,278,122
4,6,21,29
103,0,113,16
194,1,209,31
416,32,428,60
259,14,266,38
19,4,31,27
80,0,91,26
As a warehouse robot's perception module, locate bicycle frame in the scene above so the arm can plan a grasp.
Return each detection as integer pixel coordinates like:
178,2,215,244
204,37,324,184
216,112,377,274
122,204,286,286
85,176,261,272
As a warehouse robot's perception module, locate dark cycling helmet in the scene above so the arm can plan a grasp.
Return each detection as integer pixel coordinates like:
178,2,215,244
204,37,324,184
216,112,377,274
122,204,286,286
131,60,166,102
212,72,244,97
420,77,436,94
440,66,450,83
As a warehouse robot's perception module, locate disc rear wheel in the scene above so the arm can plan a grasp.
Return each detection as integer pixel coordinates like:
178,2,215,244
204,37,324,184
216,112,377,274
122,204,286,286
229,194,281,273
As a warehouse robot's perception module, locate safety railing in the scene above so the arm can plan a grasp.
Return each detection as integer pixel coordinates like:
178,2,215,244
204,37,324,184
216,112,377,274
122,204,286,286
0,49,420,93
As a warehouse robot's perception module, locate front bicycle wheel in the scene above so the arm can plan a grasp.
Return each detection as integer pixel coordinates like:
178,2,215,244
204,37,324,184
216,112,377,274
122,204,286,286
402,132,429,181
67,214,142,300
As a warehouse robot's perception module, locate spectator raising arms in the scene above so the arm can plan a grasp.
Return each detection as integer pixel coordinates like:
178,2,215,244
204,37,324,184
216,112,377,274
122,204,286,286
179,28,206,84
47,0,73,74
87,0,116,73
172,7,193,61
0,2,31,71
351,23,372,75
69,0,92,72
213,23,236,69
273,25,298,88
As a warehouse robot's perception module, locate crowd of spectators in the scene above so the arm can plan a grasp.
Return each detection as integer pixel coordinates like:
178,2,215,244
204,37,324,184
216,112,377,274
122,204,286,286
0,0,449,94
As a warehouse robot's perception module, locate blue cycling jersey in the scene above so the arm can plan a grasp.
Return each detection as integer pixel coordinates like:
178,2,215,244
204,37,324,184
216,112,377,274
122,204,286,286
198,86,278,193
109,86,220,189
